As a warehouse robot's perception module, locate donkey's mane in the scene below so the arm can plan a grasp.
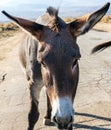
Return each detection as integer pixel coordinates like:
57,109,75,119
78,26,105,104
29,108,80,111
47,6,58,17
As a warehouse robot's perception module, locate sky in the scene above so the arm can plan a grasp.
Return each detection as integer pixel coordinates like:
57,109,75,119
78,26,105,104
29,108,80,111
0,0,111,22
0,0,111,7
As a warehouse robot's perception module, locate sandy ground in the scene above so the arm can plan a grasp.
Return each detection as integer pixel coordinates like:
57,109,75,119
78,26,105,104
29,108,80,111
93,23,111,33
0,29,111,130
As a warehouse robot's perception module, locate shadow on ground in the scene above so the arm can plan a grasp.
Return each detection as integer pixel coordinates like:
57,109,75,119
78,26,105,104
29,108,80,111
37,112,111,130
73,112,111,130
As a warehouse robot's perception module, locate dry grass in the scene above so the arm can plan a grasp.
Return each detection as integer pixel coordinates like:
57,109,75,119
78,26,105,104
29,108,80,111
0,22,20,39
64,17,76,23
100,15,111,23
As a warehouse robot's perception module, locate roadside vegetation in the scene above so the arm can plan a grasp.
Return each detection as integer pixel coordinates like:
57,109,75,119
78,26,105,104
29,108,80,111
0,22,20,39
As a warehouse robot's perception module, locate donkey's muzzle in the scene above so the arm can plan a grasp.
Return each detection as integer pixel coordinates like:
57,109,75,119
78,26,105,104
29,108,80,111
53,115,73,129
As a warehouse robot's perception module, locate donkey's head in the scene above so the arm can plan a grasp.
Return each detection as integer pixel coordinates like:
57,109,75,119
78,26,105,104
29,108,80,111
2,3,110,129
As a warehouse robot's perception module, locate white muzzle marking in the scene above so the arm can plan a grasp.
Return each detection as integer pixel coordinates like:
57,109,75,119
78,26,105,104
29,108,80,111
52,96,74,120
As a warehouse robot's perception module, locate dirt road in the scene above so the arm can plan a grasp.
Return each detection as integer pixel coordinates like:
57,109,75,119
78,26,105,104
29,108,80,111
0,30,111,130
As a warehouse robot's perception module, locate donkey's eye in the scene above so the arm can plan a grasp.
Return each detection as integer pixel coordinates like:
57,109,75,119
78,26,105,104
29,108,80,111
72,59,78,69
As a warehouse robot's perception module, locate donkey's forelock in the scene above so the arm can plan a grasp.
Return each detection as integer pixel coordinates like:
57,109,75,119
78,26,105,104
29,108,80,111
45,6,66,32
47,6,58,17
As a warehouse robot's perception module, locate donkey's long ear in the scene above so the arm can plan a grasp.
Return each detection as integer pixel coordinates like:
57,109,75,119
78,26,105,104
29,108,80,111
2,11,44,39
68,2,110,37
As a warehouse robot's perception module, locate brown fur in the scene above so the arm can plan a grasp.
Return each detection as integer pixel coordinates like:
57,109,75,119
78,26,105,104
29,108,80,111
2,3,110,130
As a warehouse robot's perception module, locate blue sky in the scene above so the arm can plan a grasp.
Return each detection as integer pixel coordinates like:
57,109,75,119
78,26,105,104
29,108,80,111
0,0,111,22
0,0,110,7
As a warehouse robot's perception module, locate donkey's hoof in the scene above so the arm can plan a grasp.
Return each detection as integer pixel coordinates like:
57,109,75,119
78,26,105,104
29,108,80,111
43,118,51,125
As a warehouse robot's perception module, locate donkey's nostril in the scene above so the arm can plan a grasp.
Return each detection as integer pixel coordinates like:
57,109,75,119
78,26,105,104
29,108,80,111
53,116,63,124
53,116,73,129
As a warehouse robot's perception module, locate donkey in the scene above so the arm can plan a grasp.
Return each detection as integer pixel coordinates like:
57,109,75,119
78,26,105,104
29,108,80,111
92,40,111,53
2,3,110,130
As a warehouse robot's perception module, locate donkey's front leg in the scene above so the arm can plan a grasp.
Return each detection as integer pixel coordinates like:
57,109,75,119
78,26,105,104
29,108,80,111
28,82,41,130
43,92,52,125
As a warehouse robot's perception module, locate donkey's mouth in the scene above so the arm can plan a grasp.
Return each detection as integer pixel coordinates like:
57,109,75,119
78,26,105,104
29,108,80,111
57,122,73,130
55,120,73,130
